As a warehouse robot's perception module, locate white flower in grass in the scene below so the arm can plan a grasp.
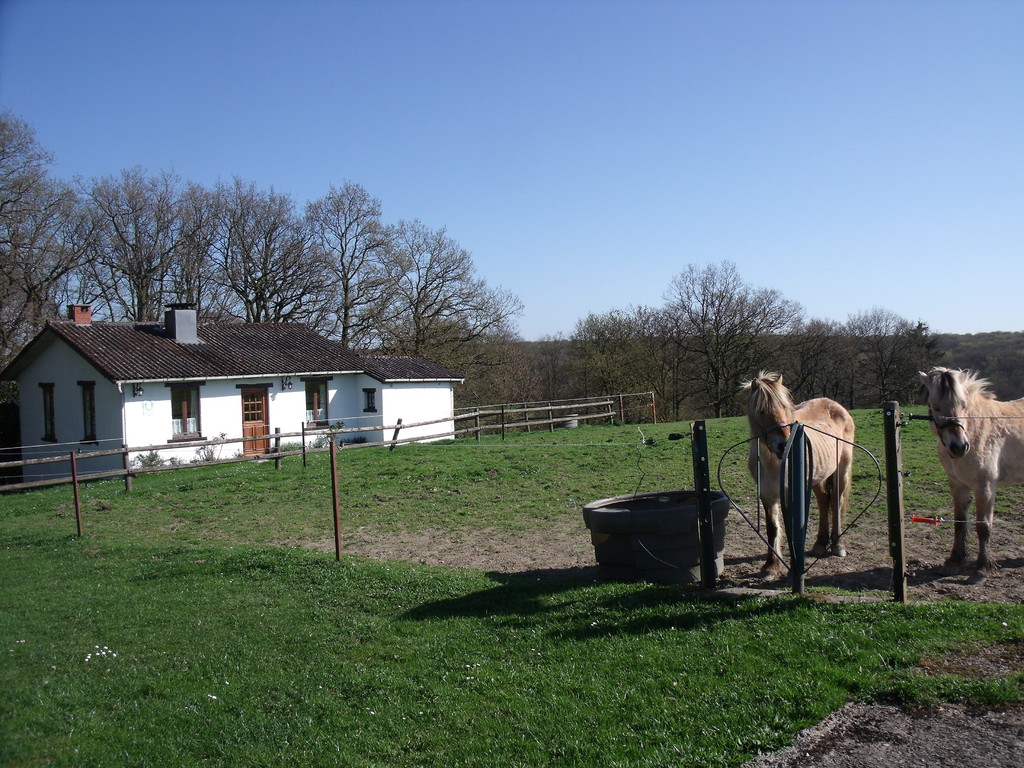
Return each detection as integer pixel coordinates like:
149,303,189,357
84,645,117,663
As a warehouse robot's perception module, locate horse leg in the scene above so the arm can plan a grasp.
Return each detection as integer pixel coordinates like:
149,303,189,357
809,481,831,557
831,452,853,558
944,478,972,574
969,484,1000,585
761,496,786,582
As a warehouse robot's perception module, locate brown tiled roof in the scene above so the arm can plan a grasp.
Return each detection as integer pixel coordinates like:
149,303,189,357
5,321,368,382
359,355,463,383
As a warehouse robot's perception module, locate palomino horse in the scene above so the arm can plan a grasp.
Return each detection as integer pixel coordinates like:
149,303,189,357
918,367,1024,584
742,372,856,580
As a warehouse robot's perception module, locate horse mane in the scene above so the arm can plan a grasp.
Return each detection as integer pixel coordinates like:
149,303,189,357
927,366,996,402
741,370,795,414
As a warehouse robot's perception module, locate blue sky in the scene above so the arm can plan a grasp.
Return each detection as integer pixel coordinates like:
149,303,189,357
2,0,1022,339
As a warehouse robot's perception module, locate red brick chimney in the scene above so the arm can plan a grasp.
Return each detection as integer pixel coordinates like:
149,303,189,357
68,304,92,325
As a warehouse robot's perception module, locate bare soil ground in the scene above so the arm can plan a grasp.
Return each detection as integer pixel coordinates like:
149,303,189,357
303,504,1024,768
335,504,1024,603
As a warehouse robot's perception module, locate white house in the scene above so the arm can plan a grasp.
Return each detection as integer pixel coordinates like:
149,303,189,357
1,304,463,481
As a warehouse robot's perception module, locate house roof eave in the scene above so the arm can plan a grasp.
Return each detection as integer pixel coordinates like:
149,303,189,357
117,369,365,386
369,376,465,384
1,324,120,384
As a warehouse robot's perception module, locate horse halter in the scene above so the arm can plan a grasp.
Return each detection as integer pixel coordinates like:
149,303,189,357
758,422,791,454
928,408,966,432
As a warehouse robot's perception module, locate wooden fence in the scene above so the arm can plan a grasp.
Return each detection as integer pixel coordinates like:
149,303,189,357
0,392,653,493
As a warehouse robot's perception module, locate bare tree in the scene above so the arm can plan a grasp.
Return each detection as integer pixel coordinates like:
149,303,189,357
452,327,541,406
211,178,336,328
664,261,803,417
1,112,92,376
845,307,939,406
569,311,640,397
81,167,192,321
373,219,523,361
528,335,575,402
168,182,229,321
305,183,392,347
778,317,854,404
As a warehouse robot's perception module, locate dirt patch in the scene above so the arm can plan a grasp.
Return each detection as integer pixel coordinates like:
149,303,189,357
295,505,1024,768
741,701,1024,768
305,503,1024,602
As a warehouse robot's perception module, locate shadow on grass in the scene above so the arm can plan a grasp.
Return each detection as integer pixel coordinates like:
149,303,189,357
402,568,809,640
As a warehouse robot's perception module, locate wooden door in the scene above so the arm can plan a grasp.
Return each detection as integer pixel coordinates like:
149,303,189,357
241,387,270,455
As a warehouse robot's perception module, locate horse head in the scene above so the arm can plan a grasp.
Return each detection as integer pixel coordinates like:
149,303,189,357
742,371,794,458
917,367,985,459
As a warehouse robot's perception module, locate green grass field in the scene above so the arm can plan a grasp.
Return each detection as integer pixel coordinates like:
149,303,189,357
3,411,1023,767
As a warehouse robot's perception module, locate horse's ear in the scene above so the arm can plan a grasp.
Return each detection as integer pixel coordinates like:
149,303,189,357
916,371,932,404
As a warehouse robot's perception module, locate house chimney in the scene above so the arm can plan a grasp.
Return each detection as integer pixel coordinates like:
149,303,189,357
164,303,199,343
68,304,92,325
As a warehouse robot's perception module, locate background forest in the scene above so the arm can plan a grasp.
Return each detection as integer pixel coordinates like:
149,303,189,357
2,110,1020,426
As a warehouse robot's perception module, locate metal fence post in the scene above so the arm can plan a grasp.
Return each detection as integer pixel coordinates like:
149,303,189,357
690,420,718,590
782,424,808,596
883,401,908,603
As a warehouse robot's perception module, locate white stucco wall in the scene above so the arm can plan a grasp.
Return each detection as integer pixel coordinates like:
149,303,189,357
122,376,363,465
13,337,457,480
379,380,456,443
16,338,125,481
332,375,456,445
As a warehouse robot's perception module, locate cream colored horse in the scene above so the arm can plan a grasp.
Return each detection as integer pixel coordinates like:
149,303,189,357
743,371,856,581
918,367,1024,584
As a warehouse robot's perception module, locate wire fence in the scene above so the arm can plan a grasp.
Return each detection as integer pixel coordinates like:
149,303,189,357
6,393,1023,602
0,392,653,492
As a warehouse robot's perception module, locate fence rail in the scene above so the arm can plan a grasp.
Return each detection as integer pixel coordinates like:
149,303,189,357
0,392,653,493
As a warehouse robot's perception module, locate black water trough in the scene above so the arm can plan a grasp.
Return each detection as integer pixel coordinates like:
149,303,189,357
582,490,729,584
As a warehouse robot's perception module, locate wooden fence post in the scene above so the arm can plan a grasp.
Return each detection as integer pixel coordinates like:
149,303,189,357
883,402,908,603
330,440,342,560
619,394,625,424
70,451,82,537
122,444,132,492
274,427,282,470
501,405,506,441
388,419,403,452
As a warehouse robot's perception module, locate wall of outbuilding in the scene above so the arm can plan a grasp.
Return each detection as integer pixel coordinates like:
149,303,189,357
16,338,124,481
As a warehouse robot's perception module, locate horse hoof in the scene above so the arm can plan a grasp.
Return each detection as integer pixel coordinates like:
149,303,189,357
966,571,988,586
760,570,784,583
831,546,847,558
943,557,966,575
809,545,827,558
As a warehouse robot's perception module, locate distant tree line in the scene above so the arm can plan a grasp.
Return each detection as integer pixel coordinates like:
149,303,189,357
933,332,1024,401
520,261,943,420
2,110,1001,419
